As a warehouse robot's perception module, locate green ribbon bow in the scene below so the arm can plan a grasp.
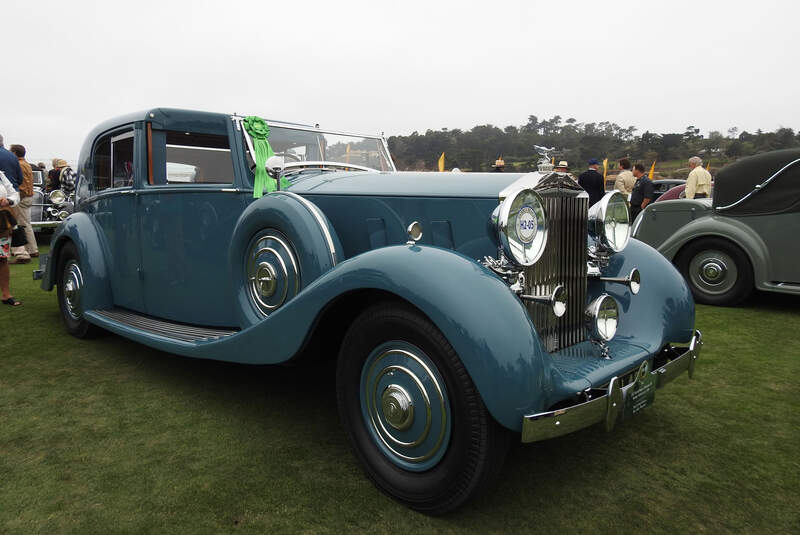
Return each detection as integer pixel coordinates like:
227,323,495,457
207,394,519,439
244,116,289,198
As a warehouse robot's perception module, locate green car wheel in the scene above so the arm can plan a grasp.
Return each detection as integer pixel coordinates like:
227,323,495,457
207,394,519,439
676,237,754,306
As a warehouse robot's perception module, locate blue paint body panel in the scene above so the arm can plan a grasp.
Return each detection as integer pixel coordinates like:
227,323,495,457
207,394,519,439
44,109,697,433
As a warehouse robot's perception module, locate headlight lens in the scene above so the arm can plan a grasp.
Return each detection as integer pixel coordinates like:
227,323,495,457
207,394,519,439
589,191,630,254
497,188,548,266
49,189,66,206
585,294,619,341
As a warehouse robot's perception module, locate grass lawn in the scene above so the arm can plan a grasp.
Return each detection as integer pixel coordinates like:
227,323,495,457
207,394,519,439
1,241,798,534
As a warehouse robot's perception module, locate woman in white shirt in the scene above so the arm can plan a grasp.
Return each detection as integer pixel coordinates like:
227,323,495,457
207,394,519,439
0,170,22,305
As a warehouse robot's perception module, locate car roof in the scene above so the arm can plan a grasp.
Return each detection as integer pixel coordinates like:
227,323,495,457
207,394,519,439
713,149,800,215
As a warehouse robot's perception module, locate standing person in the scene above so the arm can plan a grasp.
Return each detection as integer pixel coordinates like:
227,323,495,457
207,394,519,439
47,158,76,194
9,145,39,263
0,134,23,191
613,158,635,197
492,157,505,172
629,163,655,220
686,156,712,199
578,158,605,206
0,170,22,306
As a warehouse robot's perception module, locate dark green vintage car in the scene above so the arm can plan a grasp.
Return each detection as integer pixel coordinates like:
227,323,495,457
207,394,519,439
633,149,800,305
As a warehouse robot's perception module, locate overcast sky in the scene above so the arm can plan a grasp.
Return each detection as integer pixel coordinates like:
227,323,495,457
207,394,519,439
2,0,797,164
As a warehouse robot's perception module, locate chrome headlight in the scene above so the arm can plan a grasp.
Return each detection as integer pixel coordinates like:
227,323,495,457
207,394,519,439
49,189,66,206
496,188,548,266
588,191,630,254
585,294,619,341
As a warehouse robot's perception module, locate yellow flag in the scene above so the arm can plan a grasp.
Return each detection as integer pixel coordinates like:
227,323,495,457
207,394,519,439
438,152,445,172
705,161,711,171
346,143,351,164
603,158,608,180
551,157,555,165
648,161,656,179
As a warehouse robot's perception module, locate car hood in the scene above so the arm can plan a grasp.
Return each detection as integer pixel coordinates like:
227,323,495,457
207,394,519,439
288,170,533,199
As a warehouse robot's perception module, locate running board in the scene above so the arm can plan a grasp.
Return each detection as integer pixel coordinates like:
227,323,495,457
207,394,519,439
93,308,238,342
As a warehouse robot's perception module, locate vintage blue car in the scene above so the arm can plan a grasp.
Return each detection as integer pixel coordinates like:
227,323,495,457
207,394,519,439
38,108,701,514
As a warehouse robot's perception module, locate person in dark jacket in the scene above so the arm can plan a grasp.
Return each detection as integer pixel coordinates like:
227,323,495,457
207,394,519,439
630,163,655,220
0,134,22,191
577,158,605,207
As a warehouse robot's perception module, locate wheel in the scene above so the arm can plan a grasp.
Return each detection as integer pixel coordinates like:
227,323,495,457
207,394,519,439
676,237,754,306
56,241,100,338
336,302,510,515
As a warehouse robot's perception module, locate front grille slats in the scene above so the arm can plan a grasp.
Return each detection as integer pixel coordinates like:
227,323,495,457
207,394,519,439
524,175,588,352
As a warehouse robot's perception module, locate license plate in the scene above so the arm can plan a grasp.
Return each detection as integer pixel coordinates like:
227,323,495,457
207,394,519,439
623,360,657,420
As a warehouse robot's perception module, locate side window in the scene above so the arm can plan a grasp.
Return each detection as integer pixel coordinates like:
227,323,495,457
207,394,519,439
111,132,135,188
151,130,233,185
92,129,134,191
93,137,111,191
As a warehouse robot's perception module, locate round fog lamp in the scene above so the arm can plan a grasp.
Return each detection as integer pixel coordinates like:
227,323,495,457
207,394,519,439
552,285,567,318
585,294,619,341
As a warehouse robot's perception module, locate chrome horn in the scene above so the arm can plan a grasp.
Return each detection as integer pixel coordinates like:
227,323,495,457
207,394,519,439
599,268,641,295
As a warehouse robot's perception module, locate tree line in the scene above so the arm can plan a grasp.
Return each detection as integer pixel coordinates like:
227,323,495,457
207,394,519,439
387,115,800,175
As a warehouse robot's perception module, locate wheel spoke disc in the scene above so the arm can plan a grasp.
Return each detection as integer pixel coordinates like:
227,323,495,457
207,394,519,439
689,249,738,296
360,341,451,471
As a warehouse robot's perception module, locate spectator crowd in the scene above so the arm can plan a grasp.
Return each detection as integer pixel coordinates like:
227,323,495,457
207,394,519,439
0,131,75,307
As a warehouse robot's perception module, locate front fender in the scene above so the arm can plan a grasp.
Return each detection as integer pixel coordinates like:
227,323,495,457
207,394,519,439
597,239,696,350
656,214,769,284
41,212,113,311
197,245,549,431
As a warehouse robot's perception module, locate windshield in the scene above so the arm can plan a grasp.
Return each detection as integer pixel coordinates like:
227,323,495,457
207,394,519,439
262,124,394,172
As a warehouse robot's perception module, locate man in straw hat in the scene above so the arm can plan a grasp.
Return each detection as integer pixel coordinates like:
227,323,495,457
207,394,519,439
47,158,76,194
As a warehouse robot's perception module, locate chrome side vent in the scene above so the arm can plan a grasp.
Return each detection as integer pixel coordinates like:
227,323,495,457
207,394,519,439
524,173,588,352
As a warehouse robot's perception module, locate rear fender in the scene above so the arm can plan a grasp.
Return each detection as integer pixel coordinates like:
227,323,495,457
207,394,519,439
656,215,768,284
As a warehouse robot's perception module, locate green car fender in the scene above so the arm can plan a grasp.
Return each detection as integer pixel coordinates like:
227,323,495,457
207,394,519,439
656,214,770,283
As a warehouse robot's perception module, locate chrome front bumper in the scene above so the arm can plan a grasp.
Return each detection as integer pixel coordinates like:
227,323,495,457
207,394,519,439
521,330,702,443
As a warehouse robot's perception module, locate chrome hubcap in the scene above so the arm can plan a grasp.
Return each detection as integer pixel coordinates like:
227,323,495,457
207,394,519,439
246,230,300,316
700,260,726,284
255,262,278,297
361,343,451,471
689,249,738,296
62,261,83,320
381,385,414,431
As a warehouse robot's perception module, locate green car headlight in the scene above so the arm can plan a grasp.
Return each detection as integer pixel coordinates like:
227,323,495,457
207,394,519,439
497,188,548,266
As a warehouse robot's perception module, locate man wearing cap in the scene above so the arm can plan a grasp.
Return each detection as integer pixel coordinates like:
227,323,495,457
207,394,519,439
685,156,712,199
0,134,23,191
578,158,605,206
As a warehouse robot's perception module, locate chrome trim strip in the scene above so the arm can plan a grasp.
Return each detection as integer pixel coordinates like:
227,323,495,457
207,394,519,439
31,221,61,229
716,157,800,211
521,330,702,443
282,161,379,173
274,191,338,266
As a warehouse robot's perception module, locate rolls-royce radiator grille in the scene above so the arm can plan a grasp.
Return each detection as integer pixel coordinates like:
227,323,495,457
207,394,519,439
524,183,588,352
